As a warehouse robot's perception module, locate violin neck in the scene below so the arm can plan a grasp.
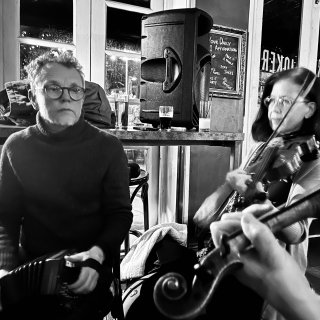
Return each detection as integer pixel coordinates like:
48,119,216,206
247,146,279,183
227,188,320,249
261,189,320,234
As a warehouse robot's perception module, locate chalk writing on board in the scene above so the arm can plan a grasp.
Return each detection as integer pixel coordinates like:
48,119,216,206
210,33,238,92
209,25,247,99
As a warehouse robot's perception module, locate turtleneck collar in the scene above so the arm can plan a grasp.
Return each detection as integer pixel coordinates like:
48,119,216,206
35,112,87,142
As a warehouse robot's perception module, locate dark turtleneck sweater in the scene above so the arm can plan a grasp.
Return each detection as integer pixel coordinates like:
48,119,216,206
0,114,132,270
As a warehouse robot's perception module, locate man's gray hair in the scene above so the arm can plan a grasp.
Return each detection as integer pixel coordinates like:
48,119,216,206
25,50,85,88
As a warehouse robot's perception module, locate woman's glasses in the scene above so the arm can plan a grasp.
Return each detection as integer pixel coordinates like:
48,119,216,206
264,96,308,110
37,84,85,101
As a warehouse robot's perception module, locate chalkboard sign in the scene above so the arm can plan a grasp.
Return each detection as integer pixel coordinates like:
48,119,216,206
209,25,247,99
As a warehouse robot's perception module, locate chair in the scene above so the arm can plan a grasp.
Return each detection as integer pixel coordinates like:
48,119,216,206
107,245,125,320
123,165,149,255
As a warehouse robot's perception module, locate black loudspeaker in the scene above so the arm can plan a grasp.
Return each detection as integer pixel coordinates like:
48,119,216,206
139,8,213,130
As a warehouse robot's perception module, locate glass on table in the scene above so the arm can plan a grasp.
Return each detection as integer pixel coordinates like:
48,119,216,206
159,106,174,131
199,100,211,132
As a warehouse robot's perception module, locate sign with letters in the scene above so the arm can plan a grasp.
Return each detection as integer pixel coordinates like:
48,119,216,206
260,49,296,73
209,25,247,99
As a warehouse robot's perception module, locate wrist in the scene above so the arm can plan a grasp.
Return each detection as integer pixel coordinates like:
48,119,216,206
89,246,105,264
266,275,320,320
282,290,320,320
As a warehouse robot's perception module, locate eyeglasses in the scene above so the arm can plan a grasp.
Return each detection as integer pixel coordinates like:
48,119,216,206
37,84,85,101
264,96,308,110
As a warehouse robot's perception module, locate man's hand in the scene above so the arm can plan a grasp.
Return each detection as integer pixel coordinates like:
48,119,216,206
210,205,320,320
210,201,274,247
65,246,105,294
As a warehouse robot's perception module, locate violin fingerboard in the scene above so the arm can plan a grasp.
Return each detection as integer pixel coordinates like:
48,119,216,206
224,193,244,214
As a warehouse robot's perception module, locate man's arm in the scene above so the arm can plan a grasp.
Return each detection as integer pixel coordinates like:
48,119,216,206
0,143,23,271
96,137,133,262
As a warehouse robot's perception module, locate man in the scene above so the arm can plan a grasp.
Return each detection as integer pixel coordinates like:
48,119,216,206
0,51,132,319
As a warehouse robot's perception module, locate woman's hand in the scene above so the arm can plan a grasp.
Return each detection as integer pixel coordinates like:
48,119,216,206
65,246,105,294
226,168,253,195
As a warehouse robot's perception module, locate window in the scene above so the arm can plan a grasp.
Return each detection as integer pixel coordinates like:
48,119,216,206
102,0,163,122
114,0,151,9
259,0,302,100
105,53,141,98
20,0,73,43
19,0,74,79
104,3,149,101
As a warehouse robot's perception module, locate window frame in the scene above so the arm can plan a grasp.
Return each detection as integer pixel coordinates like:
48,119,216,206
2,0,91,84
90,0,163,87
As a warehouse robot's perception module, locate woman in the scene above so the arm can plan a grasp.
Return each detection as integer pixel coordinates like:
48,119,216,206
194,67,320,320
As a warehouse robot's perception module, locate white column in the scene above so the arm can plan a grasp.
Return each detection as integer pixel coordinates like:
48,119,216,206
298,0,320,72
73,0,91,81
90,0,106,86
242,0,264,160
2,0,19,83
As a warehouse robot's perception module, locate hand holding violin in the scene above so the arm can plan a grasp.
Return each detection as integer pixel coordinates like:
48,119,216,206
210,206,320,320
225,169,253,195
193,168,268,229
226,168,267,202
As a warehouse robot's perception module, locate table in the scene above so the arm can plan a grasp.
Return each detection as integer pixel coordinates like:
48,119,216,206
0,125,244,226
0,126,243,169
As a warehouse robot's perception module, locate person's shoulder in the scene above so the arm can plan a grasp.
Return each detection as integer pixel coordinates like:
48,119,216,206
3,125,36,148
85,122,122,146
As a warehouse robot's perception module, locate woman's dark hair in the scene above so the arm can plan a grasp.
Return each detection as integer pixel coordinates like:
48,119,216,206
251,67,320,141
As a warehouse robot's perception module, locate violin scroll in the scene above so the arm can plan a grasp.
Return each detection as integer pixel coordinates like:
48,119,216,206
157,272,188,301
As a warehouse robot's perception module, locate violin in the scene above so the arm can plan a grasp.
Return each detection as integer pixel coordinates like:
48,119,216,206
211,134,319,224
153,187,320,319
239,133,319,207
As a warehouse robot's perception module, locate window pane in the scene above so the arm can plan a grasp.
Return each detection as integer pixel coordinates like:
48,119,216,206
259,0,302,99
106,7,143,52
105,54,127,95
105,54,141,98
20,44,64,79
112,0,150,9
128,59,141,99
20,0,73,44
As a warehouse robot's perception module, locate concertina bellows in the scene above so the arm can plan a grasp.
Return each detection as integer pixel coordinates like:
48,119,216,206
0,249,81,311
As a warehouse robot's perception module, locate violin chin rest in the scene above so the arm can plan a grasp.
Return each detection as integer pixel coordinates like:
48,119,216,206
255,191,268,201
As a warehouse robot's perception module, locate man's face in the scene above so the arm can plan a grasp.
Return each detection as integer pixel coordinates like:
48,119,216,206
32,62,84,126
